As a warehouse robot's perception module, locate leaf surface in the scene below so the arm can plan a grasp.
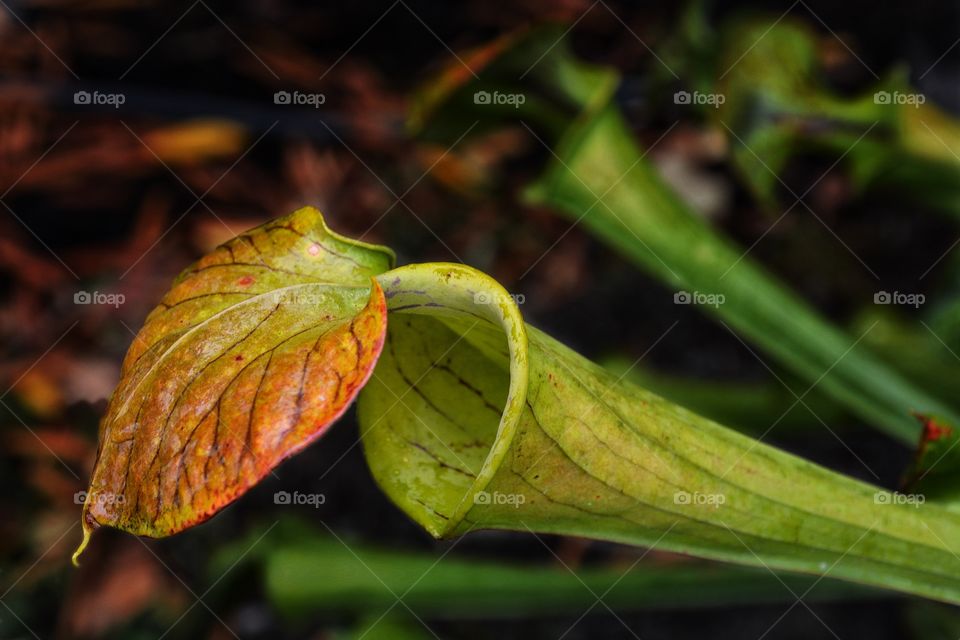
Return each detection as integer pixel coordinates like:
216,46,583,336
75,208,391,559
361,263,960,605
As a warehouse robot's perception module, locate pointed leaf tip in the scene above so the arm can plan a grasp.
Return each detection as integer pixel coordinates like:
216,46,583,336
71,509,98,566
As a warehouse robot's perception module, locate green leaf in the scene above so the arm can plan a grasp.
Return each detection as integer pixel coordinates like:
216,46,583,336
74,207,392,562
524,102,960,443
707,15,960,216
411,26,960,443
851,310,960,415
857,312,960,508
361,263,960,604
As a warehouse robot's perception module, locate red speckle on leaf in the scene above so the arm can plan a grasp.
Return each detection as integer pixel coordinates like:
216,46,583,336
913,412,953,445
904,413,955,490
237,275,255,286
923,418,953,442
308,244,321,256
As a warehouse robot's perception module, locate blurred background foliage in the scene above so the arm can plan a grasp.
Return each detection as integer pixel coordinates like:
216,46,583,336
2,0,960,638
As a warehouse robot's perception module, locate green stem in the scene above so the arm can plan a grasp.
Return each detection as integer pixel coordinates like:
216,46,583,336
524,104,958,443
264,537,879,618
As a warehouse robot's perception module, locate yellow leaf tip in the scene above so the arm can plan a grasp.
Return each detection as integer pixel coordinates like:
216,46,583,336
71,513,96,567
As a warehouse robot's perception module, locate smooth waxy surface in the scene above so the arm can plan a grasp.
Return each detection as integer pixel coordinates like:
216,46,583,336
361,262,960,605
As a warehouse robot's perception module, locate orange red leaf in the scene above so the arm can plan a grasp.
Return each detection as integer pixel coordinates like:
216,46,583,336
75,209,391,560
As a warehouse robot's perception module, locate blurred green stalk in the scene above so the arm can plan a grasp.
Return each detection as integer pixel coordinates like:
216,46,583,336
413,28,960,443
263,537,878,618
